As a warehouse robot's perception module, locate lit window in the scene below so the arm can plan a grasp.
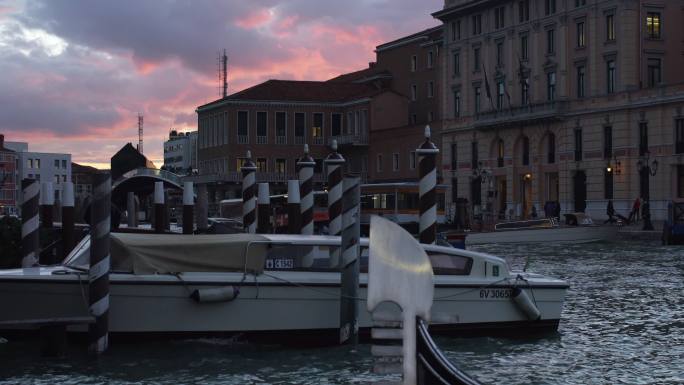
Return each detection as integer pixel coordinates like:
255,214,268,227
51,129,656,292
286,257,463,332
606,14,615,41
577,22,585,47
646,12,661,39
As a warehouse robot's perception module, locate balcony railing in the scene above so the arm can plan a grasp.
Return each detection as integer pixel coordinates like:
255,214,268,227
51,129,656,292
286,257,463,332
185,171,331,184
474,101,567,128
276,136,287,145
312,136,324,145
294,136,305,145
237,135,249,144
256,135,267,144
328,134,369,146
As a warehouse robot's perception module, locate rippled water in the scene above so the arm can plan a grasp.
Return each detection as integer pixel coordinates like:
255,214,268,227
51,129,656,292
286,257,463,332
1,241,682,384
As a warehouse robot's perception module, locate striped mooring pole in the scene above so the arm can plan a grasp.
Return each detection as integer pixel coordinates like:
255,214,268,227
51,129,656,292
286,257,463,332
89,172,111,355
287,180,301,234
153,181,165,234
182,181,194,235
241,151,258,234
417,125,440,244
61,182,75,260
325,140,346,267
339,175,361,344
21,179,40,268
257,183,271,234
297,144,316,236
40,182,54,230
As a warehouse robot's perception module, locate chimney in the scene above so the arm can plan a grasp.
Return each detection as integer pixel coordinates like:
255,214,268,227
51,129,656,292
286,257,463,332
369,62,376,68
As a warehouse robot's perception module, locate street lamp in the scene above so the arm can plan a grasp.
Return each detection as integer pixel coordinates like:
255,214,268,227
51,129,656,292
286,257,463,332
636,151,658,231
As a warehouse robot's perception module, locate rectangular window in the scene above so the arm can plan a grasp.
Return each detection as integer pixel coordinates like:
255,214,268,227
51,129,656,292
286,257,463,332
54,159,59,168
347,112,355,135
497,81,505,110
577,22,585,47
473,47,481,71
639,122,649,156
678,165,684,198
409,151,416,170
256,111,267,144
547,29,555,54
411,85,417,101
451,21,456,41
331,113,341,136
607,60,616,94
237,111,249,144
604,126,613,159
574,129,583,161
472,14,482,35
474,86,481,113
236,157,247,171
453,52,460,76
256,158,267,172
547,72,556,101
577,65,586,98
456,20,461,40
647,58,662,88
312,113,323,144
646,12,661,39
604,170,614,199
392,153,399,172
62,160,67,169
411,55,417,72
411,114,417,125
496,41,504,67
471,141,479,170
376,154,383,172
427,81,434,98
495,7,505,30
427,51,434,68
275,112,287,144
576,0,586,7
606,14,615,41
275,159,287,174
676,119,684,154
521,35,528,60
451,143,458,170
294,112,305,143
454,90,461,117
545,0,556,15
519,0,529,22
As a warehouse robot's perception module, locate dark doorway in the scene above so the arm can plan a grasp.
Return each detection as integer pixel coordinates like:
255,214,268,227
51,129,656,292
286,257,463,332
573,170,587,212
640,167,650,200
471,176,482,206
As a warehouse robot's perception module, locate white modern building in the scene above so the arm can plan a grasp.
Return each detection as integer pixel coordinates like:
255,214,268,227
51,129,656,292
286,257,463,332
163,130,197,175
6,141,72,205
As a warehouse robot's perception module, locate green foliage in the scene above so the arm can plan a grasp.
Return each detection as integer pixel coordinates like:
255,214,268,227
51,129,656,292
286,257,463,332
0,216,21,268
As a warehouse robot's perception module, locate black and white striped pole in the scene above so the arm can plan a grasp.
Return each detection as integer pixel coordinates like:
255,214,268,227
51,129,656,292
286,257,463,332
298,144,316,236
21,179,40,268
89,172,110,355
325,140,345,267
126,192,136,228
287,180,301,234
339,175,361,344
40,182,54,229
183,181,194,235
154,181,165,234
61,182,75,260
257,183,271,234
196,184,208,233
241,151,257,234
417,125,439,245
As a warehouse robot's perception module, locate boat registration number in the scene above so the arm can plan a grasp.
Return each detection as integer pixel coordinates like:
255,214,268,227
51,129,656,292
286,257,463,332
479,289,513,299
266,258,294,269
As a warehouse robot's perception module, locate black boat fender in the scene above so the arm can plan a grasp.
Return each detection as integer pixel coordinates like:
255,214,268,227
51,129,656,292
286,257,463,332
190,286,240,303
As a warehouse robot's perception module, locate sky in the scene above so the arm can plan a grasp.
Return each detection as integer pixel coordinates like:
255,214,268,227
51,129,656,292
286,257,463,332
0,0,442,169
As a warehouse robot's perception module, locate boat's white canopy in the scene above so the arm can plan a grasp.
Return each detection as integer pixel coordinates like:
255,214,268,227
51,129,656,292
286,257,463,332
110,233,269,275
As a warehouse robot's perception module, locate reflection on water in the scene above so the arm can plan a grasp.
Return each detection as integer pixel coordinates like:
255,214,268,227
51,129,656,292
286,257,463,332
1,241,682,384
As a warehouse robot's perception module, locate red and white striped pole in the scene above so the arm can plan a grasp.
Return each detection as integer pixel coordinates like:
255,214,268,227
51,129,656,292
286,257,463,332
417,125,439,244
241,151,257,234
325,140,345,267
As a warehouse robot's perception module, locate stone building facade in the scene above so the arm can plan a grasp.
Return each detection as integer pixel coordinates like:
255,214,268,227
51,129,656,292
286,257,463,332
434,0,684,221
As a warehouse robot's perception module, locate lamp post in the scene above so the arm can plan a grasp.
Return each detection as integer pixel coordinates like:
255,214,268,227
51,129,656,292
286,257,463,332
472,161,493,226
637,151,658,231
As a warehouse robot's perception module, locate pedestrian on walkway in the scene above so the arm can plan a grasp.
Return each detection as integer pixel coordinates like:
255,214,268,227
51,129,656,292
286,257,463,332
604,200,616,224
628,197,641,224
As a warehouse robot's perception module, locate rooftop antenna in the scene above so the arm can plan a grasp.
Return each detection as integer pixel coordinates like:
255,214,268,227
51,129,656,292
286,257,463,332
137,113,144,154
222,49,228,98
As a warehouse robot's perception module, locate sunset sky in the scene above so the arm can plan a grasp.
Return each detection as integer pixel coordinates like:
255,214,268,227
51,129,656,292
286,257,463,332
0,0,442,168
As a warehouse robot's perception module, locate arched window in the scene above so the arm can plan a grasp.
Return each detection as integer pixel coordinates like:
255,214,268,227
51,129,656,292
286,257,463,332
522,136,530,166
497,139,504,167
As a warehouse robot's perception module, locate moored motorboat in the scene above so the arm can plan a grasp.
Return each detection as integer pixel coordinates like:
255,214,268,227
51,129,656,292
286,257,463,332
0,232,567,339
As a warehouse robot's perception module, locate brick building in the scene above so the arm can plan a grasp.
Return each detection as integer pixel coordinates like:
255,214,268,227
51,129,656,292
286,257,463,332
434,0,684,221
0,135,17,215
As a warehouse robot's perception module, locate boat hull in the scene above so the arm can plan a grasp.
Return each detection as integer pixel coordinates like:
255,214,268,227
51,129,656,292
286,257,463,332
0,272,566,337
465,225,618,245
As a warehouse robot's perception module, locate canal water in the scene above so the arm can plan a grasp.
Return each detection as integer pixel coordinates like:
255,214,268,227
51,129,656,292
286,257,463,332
0,240,682,384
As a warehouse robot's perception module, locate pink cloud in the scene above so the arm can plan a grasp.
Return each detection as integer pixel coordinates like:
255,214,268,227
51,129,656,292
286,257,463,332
235,8,272,29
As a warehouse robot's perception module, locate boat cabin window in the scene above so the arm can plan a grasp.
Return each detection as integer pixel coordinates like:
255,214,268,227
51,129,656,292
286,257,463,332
428,253,472,275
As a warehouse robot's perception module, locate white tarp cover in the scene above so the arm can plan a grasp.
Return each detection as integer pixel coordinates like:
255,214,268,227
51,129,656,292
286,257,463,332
110,233,269,275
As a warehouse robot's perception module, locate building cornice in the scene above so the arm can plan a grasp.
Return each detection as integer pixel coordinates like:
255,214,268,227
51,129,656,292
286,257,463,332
196,97,372,113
